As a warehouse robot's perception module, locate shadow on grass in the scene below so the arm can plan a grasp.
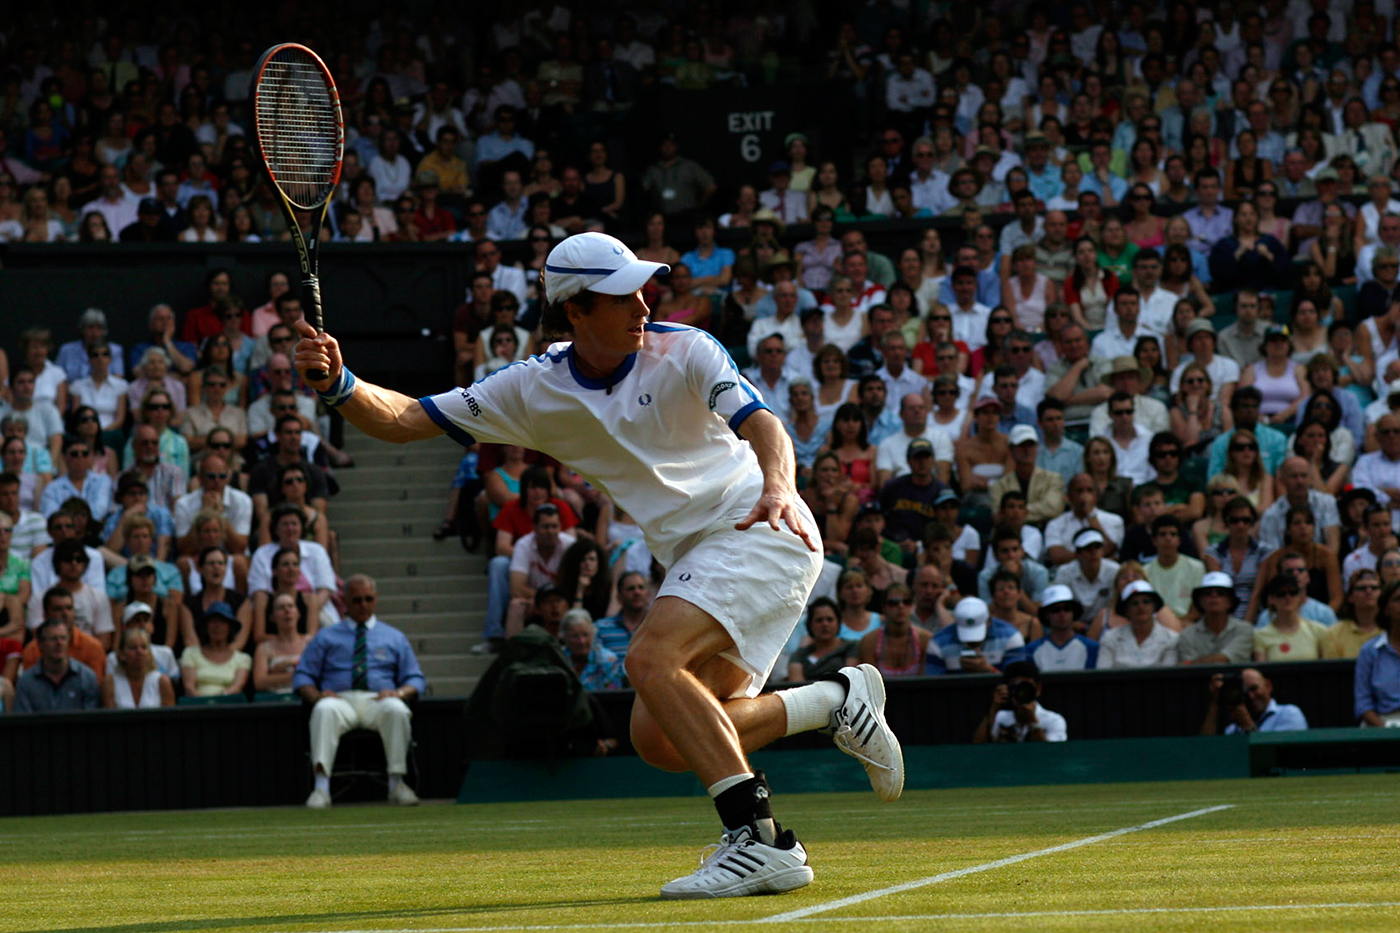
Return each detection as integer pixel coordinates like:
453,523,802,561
31,895,649,933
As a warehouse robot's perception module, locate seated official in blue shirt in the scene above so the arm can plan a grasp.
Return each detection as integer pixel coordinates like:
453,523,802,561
293,575,427,809
1200,668,1308,735
1355,610,1400,727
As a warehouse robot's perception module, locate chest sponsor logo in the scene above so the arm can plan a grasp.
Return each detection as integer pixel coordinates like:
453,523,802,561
708,381,736,409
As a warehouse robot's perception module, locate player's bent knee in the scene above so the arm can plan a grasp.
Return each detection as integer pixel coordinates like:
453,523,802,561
629,704,688,773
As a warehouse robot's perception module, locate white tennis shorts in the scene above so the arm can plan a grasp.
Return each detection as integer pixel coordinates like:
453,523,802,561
657,497,824,698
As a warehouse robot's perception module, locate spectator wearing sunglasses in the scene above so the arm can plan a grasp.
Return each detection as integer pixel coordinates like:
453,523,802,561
1353,412,1400,530
182,368,248,456
172,455,252,557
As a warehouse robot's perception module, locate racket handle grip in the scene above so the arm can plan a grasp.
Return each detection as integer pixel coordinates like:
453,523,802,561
301,274,328,383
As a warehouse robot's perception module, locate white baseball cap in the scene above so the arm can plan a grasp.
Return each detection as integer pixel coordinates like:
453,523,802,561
542,232,670,304
1008,424,1038,446
1073,528,1106,549
122,601,154,623
954,596,989,643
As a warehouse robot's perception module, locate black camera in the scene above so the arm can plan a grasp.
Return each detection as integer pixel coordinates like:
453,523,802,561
1010,680,1038,705
1218,672,1244,709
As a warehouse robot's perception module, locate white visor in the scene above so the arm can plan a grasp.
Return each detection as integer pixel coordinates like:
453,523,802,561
543,232,669,304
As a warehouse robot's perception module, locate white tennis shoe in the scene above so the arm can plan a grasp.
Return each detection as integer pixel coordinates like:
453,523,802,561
660,825,813,899
830,664,905,802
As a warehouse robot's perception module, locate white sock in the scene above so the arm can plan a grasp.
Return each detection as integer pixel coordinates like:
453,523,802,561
707,772,754,798
778,680,848,736
388,774,403,791
314,774,330,794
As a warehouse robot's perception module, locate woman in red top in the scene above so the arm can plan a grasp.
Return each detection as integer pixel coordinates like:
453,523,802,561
911,304,969,377
818,403,877,503
181,268,250,344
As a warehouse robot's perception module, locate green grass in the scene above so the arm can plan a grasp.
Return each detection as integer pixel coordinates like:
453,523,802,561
5,774,1399,933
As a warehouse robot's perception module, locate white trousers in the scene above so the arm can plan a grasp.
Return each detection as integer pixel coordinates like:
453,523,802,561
309,691,412,775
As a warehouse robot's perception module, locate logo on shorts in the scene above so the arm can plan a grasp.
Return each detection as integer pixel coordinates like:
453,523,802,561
458,388,481,417
708,381,736,409
679,572,693,582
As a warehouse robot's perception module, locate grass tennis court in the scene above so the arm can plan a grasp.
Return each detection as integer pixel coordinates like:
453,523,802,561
6,773,1398,933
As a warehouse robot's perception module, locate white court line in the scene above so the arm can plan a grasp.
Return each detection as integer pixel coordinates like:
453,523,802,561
258,900,1400,933
759,804,1235,923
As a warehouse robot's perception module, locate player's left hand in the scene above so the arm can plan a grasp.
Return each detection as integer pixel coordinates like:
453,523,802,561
735,485,817,552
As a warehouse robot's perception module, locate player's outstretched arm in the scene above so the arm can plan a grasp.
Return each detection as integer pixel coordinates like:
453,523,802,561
293,320,444,445
735,408,818,552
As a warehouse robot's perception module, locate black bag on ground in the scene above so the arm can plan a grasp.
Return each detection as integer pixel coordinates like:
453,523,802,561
464,625,597,759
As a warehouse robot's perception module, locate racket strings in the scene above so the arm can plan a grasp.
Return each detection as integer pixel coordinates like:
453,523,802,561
255,53,341,208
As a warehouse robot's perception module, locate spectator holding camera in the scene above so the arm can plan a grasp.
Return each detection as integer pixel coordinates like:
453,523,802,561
1201,668,1308,735
928,596,1026,675
972,660,1067,743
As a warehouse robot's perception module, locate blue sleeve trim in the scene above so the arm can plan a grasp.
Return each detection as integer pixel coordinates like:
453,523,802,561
729,399,770,434
418,396,477,448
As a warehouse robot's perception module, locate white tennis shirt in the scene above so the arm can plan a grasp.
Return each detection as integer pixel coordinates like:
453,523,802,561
421,323,774,567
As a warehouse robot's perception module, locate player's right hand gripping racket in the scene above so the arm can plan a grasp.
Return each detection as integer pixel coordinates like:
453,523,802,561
251,43,344,382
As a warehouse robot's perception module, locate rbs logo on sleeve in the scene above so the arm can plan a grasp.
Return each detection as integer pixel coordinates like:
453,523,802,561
458,388,482,417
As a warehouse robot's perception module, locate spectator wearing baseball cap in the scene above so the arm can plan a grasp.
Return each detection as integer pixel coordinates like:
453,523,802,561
1052,528,1122,625
1024,585,1100,671
956,396,1010,513
877,436,946,554
926,595,1028,675
1177,572,1255,665
875,394,954,489
931,489,980,565
990,424,1065,528
104,600,181,682
1044,472,1127,566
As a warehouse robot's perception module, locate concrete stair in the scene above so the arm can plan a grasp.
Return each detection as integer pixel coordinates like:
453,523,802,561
329,428,493,698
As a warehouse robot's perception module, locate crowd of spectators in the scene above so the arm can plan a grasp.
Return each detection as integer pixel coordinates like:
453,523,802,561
0,282,367,711
5,1,1400,733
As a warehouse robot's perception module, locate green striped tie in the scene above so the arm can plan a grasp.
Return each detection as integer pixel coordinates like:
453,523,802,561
352,622,368,690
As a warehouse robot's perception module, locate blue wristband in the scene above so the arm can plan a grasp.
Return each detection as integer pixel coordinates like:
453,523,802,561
317,366,357,408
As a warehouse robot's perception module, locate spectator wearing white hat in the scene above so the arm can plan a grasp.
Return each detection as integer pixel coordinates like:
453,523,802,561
1024,586,1100,671
1044,473,1127,566
1096,581,1180,668
990,424,1065,528
1177,572,1255,665
104,601,181,681
1052,529,1121,624
926,596,1026,675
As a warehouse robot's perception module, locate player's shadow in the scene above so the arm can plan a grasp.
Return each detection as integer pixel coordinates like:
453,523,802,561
34,896,649,933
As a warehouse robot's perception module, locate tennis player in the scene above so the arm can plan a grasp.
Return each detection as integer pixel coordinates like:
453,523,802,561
293,232,903,898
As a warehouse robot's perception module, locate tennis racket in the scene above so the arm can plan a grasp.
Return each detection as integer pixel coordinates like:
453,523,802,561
251,42,344,382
